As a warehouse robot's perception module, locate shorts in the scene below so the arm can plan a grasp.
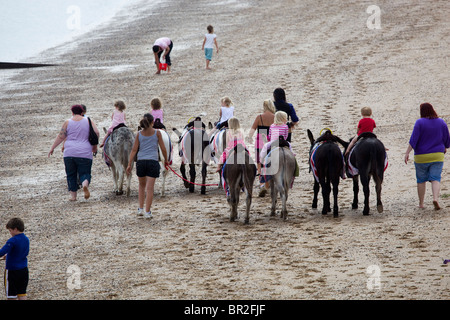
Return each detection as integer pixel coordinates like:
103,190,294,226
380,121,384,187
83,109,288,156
4,268,29,299
414,161,444,183
136,159,160,178
205,48,213,60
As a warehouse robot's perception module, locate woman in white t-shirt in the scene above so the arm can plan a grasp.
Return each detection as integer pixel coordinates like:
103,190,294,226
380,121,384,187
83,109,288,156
201,25,219,69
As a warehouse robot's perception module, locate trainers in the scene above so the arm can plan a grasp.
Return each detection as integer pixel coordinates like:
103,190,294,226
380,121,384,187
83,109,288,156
144,211,153,219
137,208,144,216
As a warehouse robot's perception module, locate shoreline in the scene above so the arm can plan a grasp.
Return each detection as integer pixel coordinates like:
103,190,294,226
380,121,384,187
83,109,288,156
0,0,449,300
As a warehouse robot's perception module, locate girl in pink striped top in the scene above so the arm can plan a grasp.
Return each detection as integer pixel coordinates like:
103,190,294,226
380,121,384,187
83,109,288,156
260,111,292,161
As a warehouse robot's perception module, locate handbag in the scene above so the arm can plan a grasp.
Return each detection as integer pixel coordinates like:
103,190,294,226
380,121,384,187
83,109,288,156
87,117,98,145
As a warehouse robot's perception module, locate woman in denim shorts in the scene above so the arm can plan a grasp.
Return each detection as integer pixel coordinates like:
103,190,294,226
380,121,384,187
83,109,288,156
405,103,450,210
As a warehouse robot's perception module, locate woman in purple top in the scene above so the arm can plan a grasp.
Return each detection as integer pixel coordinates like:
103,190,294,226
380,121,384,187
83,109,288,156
404,103,450,210
49,105,100,201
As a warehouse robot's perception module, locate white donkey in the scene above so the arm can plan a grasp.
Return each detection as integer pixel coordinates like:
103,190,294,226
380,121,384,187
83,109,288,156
157,129,173,197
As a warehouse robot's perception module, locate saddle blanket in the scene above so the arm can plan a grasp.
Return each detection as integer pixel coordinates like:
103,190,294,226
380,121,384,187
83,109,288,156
260,147,295,188
347,146,388,177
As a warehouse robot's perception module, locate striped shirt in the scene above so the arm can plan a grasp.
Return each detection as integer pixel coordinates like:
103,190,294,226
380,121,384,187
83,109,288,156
268,124,289,142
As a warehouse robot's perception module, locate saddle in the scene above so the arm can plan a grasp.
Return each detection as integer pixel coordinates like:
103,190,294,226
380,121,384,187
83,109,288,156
356,131,377,142
266,136,290,155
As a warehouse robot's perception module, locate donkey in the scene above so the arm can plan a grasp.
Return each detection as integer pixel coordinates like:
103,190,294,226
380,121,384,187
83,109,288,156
157,129,173,197
307,129,348,217
209,126,227,188
344,132,387,215
261,139,296,220
102,126,135,196
172,118,211,194
222,144,257,224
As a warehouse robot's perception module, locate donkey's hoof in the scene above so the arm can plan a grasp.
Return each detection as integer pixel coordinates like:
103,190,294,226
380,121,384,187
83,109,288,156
377,204,383,213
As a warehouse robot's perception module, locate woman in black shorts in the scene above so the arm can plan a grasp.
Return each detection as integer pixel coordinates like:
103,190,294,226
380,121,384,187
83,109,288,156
127,114,168,218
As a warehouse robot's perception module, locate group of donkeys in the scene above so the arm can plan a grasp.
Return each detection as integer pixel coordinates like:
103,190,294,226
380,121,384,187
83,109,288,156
101,117,387,224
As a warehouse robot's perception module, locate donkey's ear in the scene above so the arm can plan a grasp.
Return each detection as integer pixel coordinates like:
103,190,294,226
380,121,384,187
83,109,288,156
307,129,315,145
172,127,181,137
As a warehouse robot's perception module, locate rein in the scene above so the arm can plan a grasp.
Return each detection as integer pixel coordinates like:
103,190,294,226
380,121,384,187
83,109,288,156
166,164,219,187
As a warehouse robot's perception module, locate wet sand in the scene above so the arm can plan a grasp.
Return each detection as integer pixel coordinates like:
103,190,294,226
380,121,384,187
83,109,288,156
0,0,449,300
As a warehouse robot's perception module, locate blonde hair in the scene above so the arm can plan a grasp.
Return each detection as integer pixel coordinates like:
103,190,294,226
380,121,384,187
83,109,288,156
361,107,372,117
274,111,288,125
114,100,126,111
221,96,232,107
151,97,162,110
228,117,241,135
263,99,276,113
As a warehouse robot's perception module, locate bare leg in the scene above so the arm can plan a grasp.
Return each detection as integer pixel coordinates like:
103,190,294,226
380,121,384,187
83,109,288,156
69,191,77,201
82,179,90,199
145,177,157,213
417,182,426,208
138,177,147,209
431,180,441,210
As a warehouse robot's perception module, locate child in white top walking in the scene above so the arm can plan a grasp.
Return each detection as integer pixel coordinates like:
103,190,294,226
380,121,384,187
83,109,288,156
100,101,127,148
202,25,219,70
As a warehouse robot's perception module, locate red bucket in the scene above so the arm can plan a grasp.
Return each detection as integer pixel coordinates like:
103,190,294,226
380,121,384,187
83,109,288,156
159,63,168,71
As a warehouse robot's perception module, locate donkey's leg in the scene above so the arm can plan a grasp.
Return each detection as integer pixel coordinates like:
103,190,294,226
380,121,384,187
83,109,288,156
270,180,277,216
244,187,251,225
332,178,339,218
375,175,383,213
200,162,207,195
360,174,371,215
111,163,119,194
125,162,133,197
180,163,190,189
117,164,125,195
320,179,331,215
161,164,167,197
312,180,320,209
352,176,359,209
189,164,196,193
230,184,240,222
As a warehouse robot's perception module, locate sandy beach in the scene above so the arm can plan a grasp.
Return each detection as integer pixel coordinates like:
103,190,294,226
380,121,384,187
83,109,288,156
0,0,449,301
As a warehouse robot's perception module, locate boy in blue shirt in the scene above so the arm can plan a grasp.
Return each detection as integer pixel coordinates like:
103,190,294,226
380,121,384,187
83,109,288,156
0,218,29,300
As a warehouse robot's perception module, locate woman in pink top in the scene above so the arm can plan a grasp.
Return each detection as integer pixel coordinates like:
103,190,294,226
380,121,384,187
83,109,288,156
48,105,100,201
153,37,173,74
100,101,127,148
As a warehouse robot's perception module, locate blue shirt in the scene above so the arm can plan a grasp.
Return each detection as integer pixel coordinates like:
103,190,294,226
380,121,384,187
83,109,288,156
0,233,29,270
